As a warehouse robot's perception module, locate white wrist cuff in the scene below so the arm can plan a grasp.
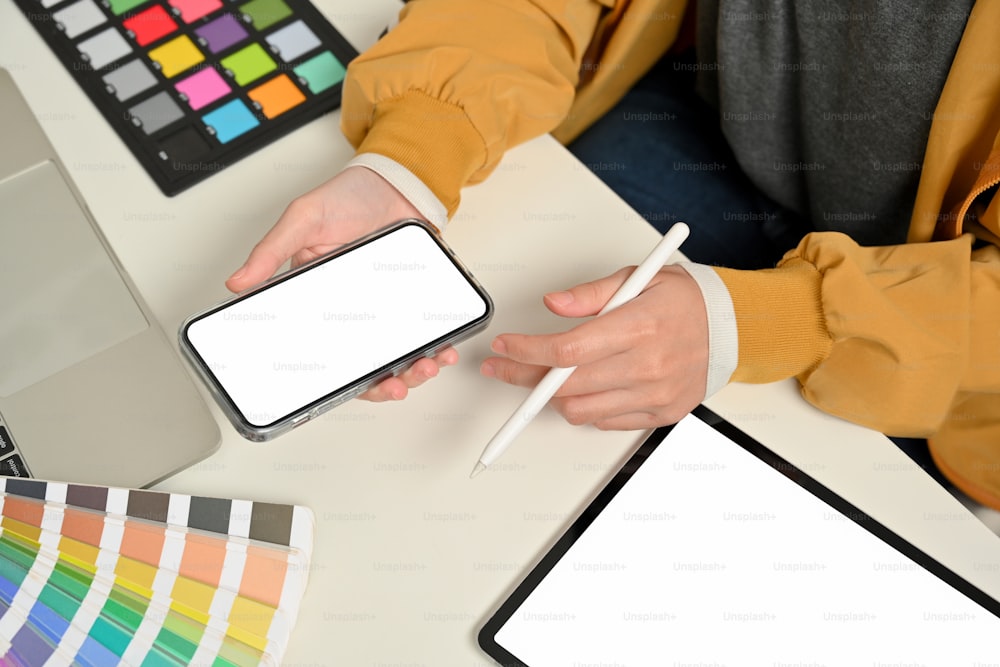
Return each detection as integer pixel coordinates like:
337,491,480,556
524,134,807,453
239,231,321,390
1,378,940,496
342,153,449,232
678,262,738,400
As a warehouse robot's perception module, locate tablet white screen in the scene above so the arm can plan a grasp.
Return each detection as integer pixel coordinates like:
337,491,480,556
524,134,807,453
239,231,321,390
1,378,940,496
490,413,1000,665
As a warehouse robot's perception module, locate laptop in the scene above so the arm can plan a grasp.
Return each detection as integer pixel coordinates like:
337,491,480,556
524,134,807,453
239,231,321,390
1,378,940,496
0,68,220,488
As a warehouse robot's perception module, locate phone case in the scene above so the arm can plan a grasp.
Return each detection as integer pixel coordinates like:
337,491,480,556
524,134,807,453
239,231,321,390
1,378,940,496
178,219,494,441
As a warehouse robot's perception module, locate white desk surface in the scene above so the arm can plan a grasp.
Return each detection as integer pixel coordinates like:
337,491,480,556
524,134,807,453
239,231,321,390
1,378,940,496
3,1,1000,664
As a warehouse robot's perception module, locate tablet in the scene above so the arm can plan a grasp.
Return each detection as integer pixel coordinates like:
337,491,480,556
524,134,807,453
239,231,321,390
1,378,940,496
478,405,1000,666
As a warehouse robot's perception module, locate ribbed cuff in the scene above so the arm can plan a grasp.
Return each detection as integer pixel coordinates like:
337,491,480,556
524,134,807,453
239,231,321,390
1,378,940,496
679,262,738,400
343,154,448,232
714,263,831,384
351,90,486,217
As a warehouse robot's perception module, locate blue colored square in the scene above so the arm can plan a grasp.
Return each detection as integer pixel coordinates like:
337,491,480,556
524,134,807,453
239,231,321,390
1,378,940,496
74,635,121,666
28,599,69,643
201,99,260,144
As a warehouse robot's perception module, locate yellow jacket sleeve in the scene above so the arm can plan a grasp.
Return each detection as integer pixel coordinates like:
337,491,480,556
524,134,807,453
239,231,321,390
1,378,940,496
340,0,608,216
715,231,1000,505
715,230,1000,431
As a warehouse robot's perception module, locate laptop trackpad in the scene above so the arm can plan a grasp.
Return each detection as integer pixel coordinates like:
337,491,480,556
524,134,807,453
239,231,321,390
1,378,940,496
0,161,147,397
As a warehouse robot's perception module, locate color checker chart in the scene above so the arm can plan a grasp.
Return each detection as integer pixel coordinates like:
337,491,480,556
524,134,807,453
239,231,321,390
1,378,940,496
0,477,315,666
15,0,358,195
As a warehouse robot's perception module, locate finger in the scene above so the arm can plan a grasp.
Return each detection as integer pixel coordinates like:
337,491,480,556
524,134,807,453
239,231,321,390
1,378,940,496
542,266,636,317
491,311,637,370
225,199,322,292
590,402,695,431
392,347,458,389
430,346,459,368
359,376,409,402
391,357,441,390
550,388,649,426
358,349,458,402
480,357,551,389
482,351,638,398
554,392,691,430
592,411,674,431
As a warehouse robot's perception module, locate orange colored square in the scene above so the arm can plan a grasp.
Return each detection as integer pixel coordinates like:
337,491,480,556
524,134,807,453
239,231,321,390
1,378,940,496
61,508,105,546
179,533,226,586
1,497,43,527
118,522,165,565
239,544,286,607
247,74,305,119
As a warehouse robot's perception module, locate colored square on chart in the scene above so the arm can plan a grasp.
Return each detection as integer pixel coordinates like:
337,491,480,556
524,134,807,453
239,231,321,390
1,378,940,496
156,126,212,161
128,91,185,134
64,483,109,511
107,0,148,15
239,0,292,30
148,34,205,78
220,42,276,85
117,525,165,565
77,27,132,70
194,13,249,53
123,4,178,46
59,508,105,545
52,0,107,39
175,67,231,110
264,19,321,61
8,625,58,665
248,74,305,119
125,488,171,522
102,59,158,101
168,0,223,23
202,99,260,143
293,51,345,94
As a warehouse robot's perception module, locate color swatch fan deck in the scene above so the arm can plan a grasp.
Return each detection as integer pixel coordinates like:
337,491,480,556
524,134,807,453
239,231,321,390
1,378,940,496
0,477,315,666
15,0,358,195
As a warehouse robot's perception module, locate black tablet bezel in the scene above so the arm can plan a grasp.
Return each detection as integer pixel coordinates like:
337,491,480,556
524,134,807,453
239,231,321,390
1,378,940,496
477,404,1000,666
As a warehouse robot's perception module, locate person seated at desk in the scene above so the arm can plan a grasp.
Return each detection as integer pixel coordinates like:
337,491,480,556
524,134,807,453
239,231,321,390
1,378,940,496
225,1,1000,510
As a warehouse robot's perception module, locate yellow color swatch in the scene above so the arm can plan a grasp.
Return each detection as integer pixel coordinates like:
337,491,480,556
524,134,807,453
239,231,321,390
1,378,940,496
1,517,40,543
115,555,158,590
171,575,217,616
58,535,99,568
228,595,276,641
149,35,204,78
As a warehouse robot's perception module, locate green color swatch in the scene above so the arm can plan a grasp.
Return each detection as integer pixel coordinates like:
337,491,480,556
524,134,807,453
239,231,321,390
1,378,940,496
239,0,292,29
108,0,148,15
293,51,345,94
221,43,277,86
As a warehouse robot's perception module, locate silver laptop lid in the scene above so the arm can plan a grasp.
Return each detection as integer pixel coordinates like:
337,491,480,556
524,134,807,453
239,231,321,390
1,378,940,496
0,68,220,487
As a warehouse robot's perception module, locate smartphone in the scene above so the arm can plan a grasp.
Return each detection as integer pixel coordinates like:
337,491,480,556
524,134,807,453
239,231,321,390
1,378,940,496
179,219,494,441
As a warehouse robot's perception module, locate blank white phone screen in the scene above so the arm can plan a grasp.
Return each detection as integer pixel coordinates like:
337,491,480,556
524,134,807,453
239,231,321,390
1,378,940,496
491,414,1000,666
185,224,489,426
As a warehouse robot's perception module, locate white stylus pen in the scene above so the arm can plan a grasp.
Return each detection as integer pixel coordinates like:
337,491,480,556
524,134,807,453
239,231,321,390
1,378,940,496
470,222,691,478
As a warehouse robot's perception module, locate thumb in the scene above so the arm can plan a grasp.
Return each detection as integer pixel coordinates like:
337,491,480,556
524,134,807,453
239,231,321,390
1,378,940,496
225,208,314,293
542,266,635,318
225,239,290,293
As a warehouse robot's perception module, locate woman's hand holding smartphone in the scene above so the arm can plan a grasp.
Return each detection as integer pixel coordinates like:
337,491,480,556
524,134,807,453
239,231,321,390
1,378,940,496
183,170,493,441
225,166,457,402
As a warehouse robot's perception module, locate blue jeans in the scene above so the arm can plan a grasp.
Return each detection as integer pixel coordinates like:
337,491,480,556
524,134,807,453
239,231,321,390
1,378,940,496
566,52,946,487
567,53,810,270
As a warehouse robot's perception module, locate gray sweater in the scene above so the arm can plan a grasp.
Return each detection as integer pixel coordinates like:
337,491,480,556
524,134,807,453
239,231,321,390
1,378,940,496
696,0,973,245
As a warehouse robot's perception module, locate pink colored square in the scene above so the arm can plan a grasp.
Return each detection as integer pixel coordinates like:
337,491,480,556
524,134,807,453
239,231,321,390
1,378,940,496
168,0,223,23
175,68,231,110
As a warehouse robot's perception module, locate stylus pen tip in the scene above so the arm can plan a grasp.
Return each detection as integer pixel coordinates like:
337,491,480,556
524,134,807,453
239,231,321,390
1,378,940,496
470,462,486,479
